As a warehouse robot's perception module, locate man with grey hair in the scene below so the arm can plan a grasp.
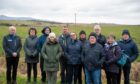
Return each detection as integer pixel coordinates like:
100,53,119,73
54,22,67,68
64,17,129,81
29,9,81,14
94,24,106,47
3,26,22,84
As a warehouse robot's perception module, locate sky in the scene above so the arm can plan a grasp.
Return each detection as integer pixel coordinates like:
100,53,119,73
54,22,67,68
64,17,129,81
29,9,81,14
0,0,140,24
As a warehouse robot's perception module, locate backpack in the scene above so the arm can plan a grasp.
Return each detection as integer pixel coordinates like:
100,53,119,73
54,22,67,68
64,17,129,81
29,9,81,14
112,46,129,66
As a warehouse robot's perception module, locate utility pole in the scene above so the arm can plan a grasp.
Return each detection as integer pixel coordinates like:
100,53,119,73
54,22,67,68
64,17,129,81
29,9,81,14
74,13,77,32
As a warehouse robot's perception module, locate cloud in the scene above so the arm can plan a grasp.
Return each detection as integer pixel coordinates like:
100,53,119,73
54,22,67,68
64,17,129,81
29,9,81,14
0,0,140,24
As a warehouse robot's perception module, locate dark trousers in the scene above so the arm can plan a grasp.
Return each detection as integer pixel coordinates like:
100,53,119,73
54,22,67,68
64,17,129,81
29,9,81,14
60,56,67,84
66,64,80,84
118,65,131,84
27,63,37,81
106,72,118,84
6,57,19,82
40,57,46,82
78,63,86,84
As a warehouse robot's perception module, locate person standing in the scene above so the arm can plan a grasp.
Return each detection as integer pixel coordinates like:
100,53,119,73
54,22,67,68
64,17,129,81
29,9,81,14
41,32,62,84
24,28,39,84
58,26,71,84
117,30,139,84
94,25,106,47
104,34,121,84
78,30,88,84
66,32,82,84
3,26,22,84
38,26,51,84
82,32,105,84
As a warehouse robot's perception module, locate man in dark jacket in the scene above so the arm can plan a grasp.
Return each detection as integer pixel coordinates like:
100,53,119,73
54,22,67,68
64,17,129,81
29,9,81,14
3,26,22,84
78,30,88,84
94,25,106,47
58,26,71,84
82,32,105,84
117,30,139,84
38,26,51,84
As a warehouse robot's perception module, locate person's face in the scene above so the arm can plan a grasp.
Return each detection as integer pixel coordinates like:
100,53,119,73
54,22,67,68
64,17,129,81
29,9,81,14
107,37,115,44
80,34,86,39
89,36,96,44
63,28,69,35
71,34,77,40
10,28,16,35
30,30,36,36
49,36,55,42
45,28,50,34
122,34,129,40
94,28,101,35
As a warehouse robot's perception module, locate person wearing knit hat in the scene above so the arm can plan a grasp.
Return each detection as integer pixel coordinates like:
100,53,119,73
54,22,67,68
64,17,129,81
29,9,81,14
78,30,88,84
82,32,105,84
38,26,51,84
117,29,139,84
41,32,62,84
122,29,131,39
93,25,106,47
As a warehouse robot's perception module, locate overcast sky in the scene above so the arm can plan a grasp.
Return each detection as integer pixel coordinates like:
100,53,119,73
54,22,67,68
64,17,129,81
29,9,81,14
0,0,140,24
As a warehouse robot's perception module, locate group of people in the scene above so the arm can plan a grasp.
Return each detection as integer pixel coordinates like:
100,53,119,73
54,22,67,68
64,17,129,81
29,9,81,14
2,25,139,84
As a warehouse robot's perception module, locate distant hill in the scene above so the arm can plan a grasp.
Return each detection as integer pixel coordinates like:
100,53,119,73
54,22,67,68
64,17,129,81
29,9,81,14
0,15,36,20
0,15,62,24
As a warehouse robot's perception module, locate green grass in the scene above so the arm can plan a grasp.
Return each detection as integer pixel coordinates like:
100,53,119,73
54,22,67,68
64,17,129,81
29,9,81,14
0,20,140,83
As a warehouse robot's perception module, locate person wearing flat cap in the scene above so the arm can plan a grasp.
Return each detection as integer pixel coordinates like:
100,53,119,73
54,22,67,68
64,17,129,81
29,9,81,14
117,29,139,84
41,32,62,84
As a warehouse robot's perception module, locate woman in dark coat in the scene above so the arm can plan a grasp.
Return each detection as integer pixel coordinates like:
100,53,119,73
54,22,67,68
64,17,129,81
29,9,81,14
104,34,121,84
24,28,39,84
66,32,82,84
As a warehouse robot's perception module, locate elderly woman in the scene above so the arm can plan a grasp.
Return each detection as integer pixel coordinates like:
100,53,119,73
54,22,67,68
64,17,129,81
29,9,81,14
3,26,22,84
41,32,62,84
24,27,39,84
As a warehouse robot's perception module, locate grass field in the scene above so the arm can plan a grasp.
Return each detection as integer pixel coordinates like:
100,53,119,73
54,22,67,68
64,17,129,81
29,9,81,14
0,20,140,84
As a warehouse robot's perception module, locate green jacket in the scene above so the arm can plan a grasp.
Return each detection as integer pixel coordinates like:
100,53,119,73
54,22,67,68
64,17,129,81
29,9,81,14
41,40,62,71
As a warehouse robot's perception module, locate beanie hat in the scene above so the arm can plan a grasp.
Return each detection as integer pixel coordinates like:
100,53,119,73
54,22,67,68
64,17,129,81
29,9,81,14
88,32,97,39
79,30,86,35
122,29,131,37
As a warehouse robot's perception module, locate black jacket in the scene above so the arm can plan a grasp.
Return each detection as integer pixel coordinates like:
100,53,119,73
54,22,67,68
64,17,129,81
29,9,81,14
3,34,22,58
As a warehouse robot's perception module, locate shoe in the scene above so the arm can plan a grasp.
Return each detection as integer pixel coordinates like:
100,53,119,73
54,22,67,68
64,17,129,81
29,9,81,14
12,81,17,84
26,80,31,84
7,81,11,84
34,81,37,84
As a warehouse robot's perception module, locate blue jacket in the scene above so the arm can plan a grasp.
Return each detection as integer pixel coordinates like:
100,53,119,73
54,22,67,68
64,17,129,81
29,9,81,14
82,43,105,69
66,39,82,64
118,38,139,65
38,34,48,53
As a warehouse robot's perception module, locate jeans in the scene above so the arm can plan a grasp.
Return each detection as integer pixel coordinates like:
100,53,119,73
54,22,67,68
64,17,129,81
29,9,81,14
27,63,37,81
66,64,80,84
85,65,102,84
6,57,19,82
